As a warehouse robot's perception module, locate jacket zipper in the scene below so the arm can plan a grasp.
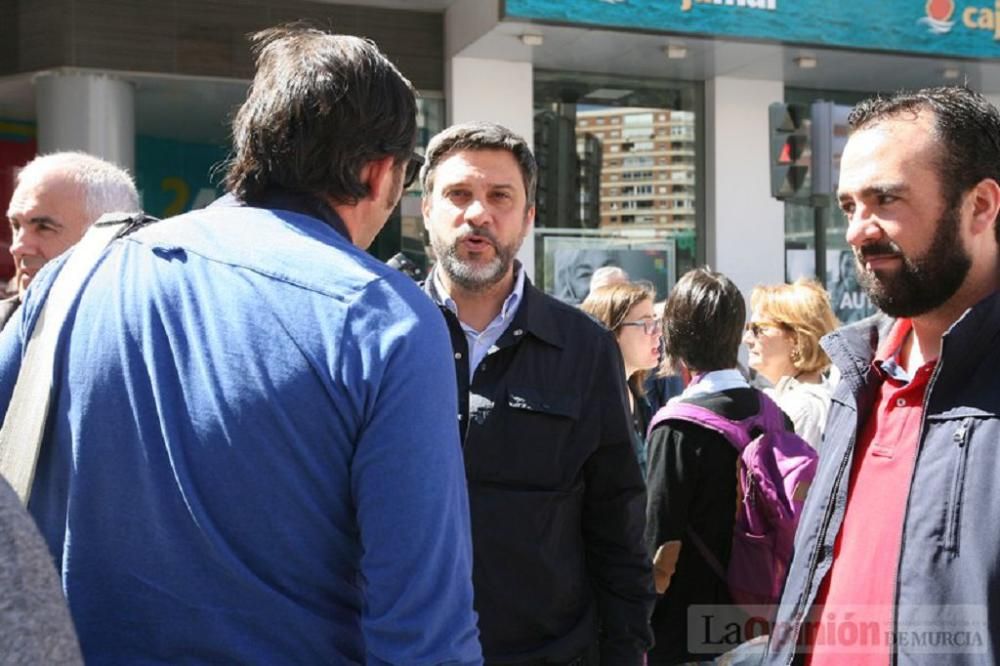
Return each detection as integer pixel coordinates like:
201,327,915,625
784,431,855,665
945,419,972,553
781,333,862,664
888,358,945,666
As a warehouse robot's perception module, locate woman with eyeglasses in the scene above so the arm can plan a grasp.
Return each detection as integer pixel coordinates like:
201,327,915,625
742,278,839,449
581,281,662,474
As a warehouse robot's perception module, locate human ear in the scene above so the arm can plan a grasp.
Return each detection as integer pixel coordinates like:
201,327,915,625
968,178,1000,238
359,155,396,202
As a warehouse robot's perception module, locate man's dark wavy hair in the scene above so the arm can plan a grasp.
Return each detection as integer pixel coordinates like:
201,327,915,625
663,267,745,373
420,121,537,209
225,25,417,205
849,86,1000,244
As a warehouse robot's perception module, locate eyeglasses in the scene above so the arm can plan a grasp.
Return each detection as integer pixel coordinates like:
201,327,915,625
620,318,662,335
745,321,787,338
404,152,424,189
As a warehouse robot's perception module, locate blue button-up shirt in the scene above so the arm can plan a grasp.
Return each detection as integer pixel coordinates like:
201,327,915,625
0,194,482,665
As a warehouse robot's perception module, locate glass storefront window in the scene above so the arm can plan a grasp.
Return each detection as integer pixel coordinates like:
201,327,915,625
532,70,702,305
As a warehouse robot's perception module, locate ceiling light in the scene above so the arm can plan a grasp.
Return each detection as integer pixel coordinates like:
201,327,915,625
586,88,634,100
794,55,818,69
663,44,687,60
519,33,544,47
943,67,961,80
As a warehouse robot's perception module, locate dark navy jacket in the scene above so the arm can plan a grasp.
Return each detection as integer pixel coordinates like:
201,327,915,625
426,277,656,665
769,291,1000,665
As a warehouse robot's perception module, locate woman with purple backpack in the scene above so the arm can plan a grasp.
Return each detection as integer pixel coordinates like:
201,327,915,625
644,268,816,665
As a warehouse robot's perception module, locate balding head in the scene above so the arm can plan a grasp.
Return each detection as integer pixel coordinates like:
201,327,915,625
589,265,629,295
7,152,139,296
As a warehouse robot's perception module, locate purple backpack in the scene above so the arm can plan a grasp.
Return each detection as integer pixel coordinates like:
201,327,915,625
647,391,817,609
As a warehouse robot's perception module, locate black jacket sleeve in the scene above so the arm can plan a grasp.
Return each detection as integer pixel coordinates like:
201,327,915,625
644,421,704,557
582,331,656,664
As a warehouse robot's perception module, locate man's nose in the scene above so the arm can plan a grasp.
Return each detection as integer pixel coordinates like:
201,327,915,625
464,199,490,226
9,229,43,267
844,209,883,249
9,228,29,260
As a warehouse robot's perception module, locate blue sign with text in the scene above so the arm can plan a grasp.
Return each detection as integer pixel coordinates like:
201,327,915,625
504,0,1000,59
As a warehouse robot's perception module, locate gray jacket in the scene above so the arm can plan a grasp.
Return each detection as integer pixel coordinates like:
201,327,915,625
0,476,82,664
769,290,1000,665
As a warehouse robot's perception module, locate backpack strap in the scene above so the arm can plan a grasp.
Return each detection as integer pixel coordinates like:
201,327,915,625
753,391,789,432
0,212,154,504
647,399,763,451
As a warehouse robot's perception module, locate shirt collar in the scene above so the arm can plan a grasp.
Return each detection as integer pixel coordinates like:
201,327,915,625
681,368,750,400
871,318,935,383
429,262,526,329
213,190,352,241
424,264,566,350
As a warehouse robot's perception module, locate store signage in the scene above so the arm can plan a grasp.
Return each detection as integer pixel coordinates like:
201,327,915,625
681,0,775,12
135,135,225,219
503,0,1000,59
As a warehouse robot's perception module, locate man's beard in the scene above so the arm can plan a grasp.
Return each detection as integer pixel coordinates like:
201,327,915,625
432,224,523,292
854,204,971,318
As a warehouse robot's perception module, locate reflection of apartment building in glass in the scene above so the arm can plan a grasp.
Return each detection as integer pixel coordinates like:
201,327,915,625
576,108,696,232
534,109,578,228
577,133,602,228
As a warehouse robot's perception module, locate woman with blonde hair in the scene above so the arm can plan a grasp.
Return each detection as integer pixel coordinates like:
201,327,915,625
581,281,663,473
743,278,839,448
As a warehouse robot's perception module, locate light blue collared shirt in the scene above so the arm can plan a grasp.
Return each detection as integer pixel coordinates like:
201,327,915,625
432,264,526,382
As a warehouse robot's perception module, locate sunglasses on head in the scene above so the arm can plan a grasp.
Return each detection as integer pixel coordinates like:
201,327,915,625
404,152,424,189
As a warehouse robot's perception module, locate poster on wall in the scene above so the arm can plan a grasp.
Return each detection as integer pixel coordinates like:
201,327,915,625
826,249,876,324
544,234,676,306
135,136,226,219
786,248,875,324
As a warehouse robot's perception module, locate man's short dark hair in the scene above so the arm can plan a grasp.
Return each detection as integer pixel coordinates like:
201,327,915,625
662,267,745,373
225,25,417,205
420,122,537,208
848,86,1000,243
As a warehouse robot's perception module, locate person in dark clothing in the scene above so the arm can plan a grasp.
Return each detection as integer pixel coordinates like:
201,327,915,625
581,281,664,475
643,371,685,415
644,267,756,665
770,85,1000,666
421,121,655,665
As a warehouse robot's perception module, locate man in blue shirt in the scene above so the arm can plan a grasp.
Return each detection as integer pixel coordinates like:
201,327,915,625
0,26,481,665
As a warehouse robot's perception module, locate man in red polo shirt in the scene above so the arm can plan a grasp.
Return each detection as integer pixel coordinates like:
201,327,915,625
768,86,1000,665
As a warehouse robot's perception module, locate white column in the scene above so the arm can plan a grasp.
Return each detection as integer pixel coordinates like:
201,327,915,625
446,57,534,146
705,77,785,299
35,71,135,171
446,56,536,278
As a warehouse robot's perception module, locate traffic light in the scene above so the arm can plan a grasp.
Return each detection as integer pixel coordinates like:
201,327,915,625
768,102,811,202
810,101,852,197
